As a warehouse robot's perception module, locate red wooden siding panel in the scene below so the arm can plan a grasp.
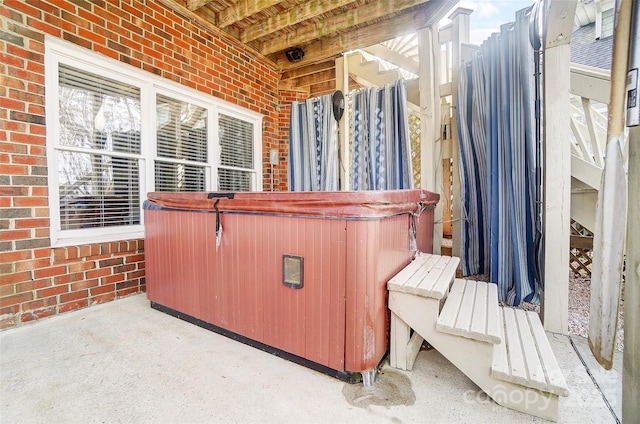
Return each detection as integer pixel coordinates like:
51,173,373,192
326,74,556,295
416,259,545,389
145,209,347,371
144,190,436,375
344,215,416,373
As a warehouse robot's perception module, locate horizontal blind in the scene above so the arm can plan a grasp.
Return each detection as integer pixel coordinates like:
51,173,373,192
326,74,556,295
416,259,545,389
219,114,253,169
218,168,251,191
57,152,140,230
58,64,141,154
57,64,142,230
155,162,205,192
156,94,207,163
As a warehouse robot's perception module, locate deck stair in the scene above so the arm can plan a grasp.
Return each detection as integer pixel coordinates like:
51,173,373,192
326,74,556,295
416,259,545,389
388,252,569,422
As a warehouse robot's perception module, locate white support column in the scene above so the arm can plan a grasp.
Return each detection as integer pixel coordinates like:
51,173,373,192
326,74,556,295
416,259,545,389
624,125,640,423
449,8,472,262
418,25,442,254
540,0,577,334
335,55,350,190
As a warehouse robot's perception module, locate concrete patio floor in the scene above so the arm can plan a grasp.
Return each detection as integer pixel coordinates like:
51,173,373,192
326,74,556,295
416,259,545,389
0,294,622,423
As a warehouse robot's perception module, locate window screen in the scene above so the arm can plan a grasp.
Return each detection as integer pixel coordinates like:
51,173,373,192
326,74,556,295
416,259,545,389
57,65,141,230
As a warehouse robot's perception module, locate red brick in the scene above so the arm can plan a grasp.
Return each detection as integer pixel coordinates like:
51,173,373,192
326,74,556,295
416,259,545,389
0,292,33,308
13,197,48,207
0,229,31,241
71,279,99,291
0,284,14,297
0,316,19,329
1,164,28,175
0,250,32,263
90,292,116,305
60,289,88,303
116,286,139,297
0,271,32,285
125,253,145,263
36,285,68,298
91,284,115,296
15,218,49,228
101,274,124,285
68,261,95,273
22,296,57,311
53,272,84,285
59,299,88,314
33,248,50,259
15,258,51,272
34,266,66,279
86,268,111,279
16,278,51,293
126,270,145,280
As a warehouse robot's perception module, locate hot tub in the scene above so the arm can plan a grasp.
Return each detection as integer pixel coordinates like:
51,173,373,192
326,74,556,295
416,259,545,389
143,190,438,382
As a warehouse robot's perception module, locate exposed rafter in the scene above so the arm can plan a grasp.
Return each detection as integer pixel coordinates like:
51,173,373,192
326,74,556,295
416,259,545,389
280,61,335,81
260,0,435,56
289,69,336,87
217,0,283,28
162,0,458,96
186,0,215,11
241,0,355,43
272,2,448,71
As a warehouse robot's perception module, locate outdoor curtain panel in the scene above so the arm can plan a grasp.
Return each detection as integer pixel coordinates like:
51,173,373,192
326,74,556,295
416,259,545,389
457,8,539,306
289,94,338,191
350,80,413,190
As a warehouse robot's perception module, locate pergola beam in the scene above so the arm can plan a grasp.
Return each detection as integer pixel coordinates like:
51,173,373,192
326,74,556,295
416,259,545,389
186,0,214,11
241,0,355,43
271,1,450,71
217,0,283,28
262,0,441,57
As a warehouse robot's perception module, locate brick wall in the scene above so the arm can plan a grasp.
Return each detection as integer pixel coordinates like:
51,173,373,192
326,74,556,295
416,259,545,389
0,0,289,329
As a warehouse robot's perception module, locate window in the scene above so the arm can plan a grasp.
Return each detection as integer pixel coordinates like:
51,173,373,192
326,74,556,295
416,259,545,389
155,94,208,192
46,37,263,246
57,65,142,231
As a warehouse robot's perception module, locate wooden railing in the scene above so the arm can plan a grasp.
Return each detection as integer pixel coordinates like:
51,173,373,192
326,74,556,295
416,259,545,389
569,63,612,189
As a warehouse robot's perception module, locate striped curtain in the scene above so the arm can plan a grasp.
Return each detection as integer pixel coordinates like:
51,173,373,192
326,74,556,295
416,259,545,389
351,80,413,190
457,7,539,306
289,94,337,191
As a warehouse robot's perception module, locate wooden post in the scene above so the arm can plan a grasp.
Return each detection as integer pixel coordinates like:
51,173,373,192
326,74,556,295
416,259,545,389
448,8,472,262
540,0,577,334
624,125,640,423
623,0,639,417
418,25,442,254
335,55,350,190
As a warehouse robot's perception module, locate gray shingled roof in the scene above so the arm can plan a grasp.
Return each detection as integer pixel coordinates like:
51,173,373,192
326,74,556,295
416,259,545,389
570,23,612,70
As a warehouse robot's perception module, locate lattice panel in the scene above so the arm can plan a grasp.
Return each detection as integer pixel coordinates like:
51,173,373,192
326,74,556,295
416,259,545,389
570,220,593,276
409,111,421,188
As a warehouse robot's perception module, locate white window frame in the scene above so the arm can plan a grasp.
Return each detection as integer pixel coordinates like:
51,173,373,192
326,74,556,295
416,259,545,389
45,36,263,247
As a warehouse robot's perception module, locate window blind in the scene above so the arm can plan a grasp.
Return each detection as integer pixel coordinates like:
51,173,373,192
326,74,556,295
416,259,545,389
57,65,142,230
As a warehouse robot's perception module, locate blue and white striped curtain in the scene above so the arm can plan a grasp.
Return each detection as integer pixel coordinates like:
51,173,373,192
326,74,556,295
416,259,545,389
351,80,413,190
289,94,337,191
457,7,539,306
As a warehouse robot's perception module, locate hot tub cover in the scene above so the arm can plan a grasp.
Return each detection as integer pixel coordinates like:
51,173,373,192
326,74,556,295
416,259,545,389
144,189,439,219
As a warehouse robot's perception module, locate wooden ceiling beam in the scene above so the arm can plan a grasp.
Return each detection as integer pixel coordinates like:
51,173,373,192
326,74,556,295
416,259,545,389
241,0,354,43
272,1,451,71
185,0,215,11
290,69,336,87
308,80,338,97
217,0,284,28
260,0,434,56
280,60,335,81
